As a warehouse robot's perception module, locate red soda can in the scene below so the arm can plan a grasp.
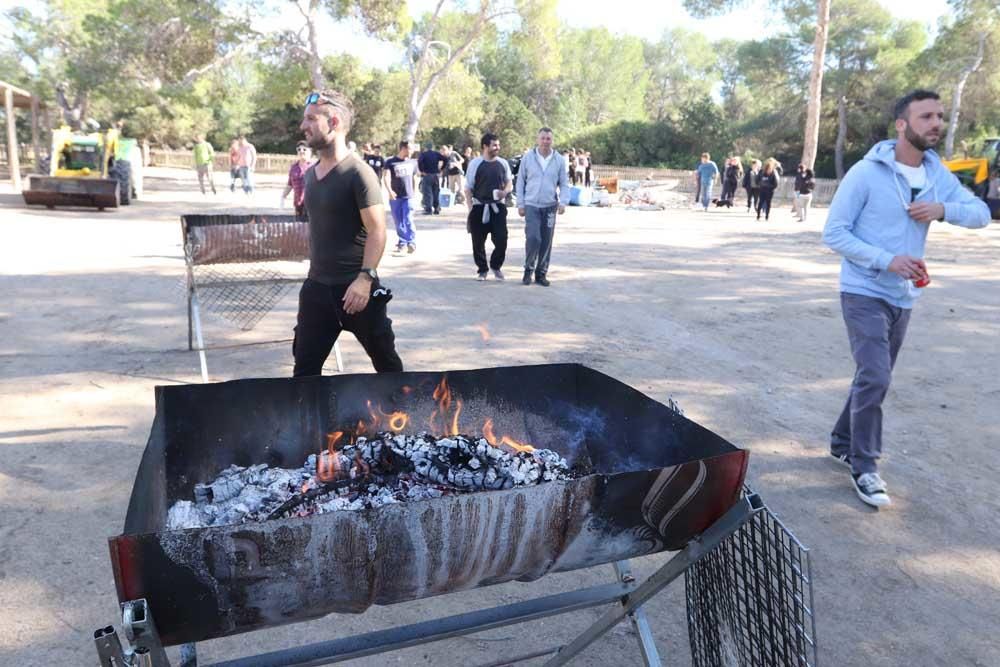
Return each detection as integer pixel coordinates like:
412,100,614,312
914,273,930,288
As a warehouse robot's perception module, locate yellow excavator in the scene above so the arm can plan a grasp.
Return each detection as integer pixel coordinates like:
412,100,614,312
943,137,999,220
22,125,143,210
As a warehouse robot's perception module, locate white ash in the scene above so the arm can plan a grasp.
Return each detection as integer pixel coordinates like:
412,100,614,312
166,432,572,530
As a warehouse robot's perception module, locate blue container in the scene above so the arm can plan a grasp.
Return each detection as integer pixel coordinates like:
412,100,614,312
439,191,454,208
569,186,591,206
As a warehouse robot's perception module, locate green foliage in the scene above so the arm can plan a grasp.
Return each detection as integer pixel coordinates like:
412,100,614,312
5,0,998,177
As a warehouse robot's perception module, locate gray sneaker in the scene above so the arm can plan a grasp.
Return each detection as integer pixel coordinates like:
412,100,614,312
476,272,488,281
852,472,891,508
492,269,505,281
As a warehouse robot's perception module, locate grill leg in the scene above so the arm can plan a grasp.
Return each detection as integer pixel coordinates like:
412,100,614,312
614,561,662,666
191,293,210,383
333,341,344,373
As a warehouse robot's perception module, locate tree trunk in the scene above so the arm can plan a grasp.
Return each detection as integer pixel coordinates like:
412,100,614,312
835,94,847,180
301,0,325,90
944,32,986,160
801,0,831,171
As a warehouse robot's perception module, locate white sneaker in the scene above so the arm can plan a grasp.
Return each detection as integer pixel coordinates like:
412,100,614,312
492,269,505,281
852,472,891,508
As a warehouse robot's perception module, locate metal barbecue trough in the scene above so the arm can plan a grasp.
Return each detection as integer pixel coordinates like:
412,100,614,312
95,364,816,666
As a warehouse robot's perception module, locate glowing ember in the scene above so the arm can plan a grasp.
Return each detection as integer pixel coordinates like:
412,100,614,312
475,323,491,342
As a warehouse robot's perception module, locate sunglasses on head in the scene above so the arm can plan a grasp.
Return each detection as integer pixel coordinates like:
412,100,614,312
304,92,345,108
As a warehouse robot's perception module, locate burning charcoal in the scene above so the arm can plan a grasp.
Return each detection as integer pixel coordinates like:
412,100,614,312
167,501,206,530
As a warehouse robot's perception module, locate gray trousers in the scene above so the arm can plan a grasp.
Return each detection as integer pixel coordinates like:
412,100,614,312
523,205,557,276
831,292,911,474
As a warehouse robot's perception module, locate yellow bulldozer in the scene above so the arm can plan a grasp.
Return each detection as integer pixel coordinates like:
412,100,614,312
22,125,143,210
943,137,999,220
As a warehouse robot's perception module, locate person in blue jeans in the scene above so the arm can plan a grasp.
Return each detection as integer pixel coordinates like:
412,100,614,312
695,152,719,210
515,127,570,286
382,140,418,253
822,89,990,508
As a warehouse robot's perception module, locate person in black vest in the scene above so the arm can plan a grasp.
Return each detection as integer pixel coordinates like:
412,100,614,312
464,132,514,281
293,88,403,375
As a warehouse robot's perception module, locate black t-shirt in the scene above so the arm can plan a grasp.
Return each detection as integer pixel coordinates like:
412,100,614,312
304,155,383,285
383,156,417,199
417,150,443,175
446,153,464,176
466,157,512,202
363,153,384,179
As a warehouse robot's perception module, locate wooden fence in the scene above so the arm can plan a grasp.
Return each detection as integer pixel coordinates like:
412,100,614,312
149,149,839,205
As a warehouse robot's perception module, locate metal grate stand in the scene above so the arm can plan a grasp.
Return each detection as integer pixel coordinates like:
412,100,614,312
685,487,818,667
181,212,342,381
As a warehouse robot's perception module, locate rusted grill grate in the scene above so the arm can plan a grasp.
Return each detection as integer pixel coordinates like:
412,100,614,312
686,488,817,667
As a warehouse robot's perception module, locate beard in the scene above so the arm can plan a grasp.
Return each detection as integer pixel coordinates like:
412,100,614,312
306,131,332,151
904,124,939,151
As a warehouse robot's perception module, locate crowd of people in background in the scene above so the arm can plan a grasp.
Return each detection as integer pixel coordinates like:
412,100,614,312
694,151,814,221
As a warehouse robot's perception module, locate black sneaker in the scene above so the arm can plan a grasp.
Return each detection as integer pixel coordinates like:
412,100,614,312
535,275,550,287
830,452,852,470
522,270,532,285
852,472,891,508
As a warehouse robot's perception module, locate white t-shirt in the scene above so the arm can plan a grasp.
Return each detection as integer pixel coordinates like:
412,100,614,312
895,161,927,190
536,149,554,170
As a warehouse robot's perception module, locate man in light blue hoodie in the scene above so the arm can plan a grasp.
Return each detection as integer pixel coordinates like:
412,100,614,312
516,127,570,286
823,90,990,508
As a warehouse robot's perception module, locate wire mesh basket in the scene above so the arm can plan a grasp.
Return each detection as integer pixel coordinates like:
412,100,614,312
685,487,818,667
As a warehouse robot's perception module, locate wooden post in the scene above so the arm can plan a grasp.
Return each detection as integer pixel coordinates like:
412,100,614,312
5,87,21,192
30,96,41,171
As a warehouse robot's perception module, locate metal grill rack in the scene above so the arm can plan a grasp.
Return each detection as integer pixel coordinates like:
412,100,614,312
686,487,818,667
181,212,342,380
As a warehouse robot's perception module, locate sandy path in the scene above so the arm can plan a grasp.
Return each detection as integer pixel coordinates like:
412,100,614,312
1,167,998,666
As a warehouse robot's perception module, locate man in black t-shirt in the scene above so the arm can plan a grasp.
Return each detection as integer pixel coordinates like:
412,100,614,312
363,144,384,180
382,140,418,253
294,89,403,375
464,132,514,281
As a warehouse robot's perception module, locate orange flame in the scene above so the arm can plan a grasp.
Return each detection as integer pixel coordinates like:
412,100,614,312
501,435,535,454
316,449,347,482
475,323,491,342
326,431,344,454
387,411,408,432
482,418,497,445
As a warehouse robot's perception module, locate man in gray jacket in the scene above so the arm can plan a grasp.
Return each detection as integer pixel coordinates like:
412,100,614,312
516,127,570,286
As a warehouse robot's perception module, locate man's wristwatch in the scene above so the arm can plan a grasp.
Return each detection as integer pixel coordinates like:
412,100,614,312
360,268,378,281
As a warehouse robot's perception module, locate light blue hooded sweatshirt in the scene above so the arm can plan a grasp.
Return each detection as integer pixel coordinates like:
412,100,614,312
822,139,991,308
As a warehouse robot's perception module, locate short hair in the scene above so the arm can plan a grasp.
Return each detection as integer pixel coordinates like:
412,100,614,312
315,88,356,133
296,140,308,149
701,152,710,159
373,144,381,150
538,126,553,134
894,90,940,120
398,140,410,149
481,132,499,148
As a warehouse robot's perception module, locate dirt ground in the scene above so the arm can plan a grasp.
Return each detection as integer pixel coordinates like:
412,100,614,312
1,166,998,666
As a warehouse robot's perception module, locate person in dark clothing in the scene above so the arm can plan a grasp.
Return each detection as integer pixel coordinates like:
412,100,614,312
756,160,780,220
363,144,384,181
720,157,743,207
795,167,816,221
464,132,514,281
293,88,403,376
417,143,444,214
584,151,593,187
742,159,762,213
